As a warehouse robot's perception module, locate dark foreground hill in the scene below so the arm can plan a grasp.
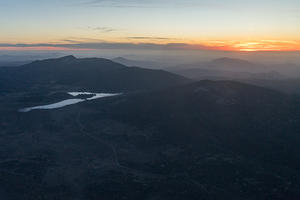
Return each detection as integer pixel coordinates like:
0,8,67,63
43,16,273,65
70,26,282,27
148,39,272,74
0,55,189,92
0,80,299,200
99,80,300,166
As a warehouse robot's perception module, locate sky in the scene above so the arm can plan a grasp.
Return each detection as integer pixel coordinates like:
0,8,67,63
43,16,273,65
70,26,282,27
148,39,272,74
0,0,300,52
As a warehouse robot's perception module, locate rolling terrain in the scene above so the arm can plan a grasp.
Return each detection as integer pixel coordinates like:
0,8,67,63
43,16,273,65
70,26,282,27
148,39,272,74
0,64,299,200
168,57,300,94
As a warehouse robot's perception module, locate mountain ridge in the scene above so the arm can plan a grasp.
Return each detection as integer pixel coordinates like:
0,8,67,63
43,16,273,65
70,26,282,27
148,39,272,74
0,55,190,92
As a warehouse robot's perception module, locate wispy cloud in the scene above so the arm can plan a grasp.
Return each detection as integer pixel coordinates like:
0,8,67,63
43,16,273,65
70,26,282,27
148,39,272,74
75,0,208,8
0,42,213,51
127,37,171,40
60,37,106,44
87,26,118,33
75,0,152,8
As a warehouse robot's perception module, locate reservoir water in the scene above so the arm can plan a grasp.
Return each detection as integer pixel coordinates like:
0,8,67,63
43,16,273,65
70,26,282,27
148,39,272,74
19,92,120,112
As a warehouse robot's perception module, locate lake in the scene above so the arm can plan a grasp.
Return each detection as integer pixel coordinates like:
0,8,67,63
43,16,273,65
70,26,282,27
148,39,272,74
19,92,120,112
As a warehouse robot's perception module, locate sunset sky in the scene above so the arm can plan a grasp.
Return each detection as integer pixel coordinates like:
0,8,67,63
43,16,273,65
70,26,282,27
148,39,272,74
1,0,300,51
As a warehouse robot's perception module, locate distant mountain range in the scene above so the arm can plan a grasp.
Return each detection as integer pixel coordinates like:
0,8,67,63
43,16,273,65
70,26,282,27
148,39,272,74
0,60,32,67
0,53,64,67
112,57,162,69
169,57,300,77
0,55,189,93
171,68,285,81
169,57,266,72
167,57,300,94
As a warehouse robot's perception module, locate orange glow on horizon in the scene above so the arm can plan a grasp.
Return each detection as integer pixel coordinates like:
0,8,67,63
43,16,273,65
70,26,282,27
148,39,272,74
0,40,299,52
201,40,300,52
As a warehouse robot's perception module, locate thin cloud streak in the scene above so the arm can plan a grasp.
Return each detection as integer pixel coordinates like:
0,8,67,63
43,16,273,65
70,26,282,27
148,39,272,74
76,0,212,8
127,37,171,40
0,42,224,51
87,26,118,33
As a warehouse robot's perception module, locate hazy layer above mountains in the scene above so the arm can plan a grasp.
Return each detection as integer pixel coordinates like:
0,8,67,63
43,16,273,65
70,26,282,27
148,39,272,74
172,57,299,74
1,50,300,78
1,49,300,67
